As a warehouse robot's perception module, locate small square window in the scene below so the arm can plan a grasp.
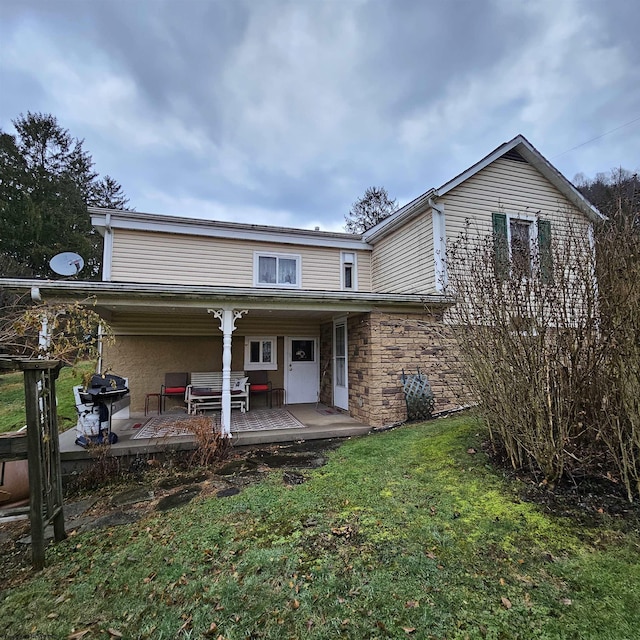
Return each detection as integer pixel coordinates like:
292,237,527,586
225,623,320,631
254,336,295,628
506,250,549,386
245,336,277,370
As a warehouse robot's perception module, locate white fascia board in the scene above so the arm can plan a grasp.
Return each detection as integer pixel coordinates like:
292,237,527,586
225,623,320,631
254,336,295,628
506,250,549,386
89,208,371,251
362,189,436,243
514,142,604,223
437,135,604,222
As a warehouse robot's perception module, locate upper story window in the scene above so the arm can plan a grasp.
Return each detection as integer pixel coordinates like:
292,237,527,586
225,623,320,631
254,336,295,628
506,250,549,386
493,213,552,282
254,252,301,288
341,251,357,290
509,218,534,277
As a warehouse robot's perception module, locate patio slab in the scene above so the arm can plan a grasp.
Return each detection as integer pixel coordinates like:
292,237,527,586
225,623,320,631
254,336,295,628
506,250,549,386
58,404,371,472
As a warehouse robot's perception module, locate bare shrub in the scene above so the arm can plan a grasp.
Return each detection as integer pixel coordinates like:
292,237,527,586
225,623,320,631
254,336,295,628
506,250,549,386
171,415,231,467
69,442,122,492
445,216,602,488
594,176,640,501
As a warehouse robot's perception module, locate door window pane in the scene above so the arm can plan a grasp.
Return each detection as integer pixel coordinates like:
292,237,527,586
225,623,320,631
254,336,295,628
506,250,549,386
292,339,314,362
335,325,345,358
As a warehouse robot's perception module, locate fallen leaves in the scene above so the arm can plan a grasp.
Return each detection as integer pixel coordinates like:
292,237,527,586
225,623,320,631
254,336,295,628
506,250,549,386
501,597,512,609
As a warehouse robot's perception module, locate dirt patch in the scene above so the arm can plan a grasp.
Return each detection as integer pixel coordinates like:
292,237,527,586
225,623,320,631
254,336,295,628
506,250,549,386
484,440,640,535
515,473,640,534
155,485,202,511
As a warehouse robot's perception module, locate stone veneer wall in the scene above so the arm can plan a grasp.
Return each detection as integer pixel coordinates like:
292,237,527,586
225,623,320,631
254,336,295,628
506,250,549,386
345,310,470,428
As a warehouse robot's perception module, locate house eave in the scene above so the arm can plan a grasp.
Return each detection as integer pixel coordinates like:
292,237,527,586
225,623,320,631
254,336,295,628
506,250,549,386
1,278,452,314
89,207,372,251
362,189,437,243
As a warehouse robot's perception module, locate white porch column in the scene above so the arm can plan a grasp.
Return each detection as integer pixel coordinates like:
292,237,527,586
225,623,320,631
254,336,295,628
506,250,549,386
208,307,247,437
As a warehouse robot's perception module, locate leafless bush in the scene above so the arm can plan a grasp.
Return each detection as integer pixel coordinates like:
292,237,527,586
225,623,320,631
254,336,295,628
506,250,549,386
69,442,122,492
445,216,603,489
171,415,231,467
593,180,640,501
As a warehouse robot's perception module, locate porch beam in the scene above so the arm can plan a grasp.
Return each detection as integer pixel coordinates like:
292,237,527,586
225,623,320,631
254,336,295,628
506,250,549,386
208,308,247,436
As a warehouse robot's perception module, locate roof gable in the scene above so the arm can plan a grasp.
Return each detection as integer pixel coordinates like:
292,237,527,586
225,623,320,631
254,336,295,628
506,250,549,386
364,134,603,243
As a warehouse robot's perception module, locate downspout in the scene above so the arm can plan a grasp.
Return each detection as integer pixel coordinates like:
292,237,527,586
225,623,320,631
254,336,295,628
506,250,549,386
428,196,447,292
102,212,113,281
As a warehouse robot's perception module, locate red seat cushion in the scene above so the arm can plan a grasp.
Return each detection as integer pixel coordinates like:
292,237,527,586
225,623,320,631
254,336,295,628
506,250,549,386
251,384,270,392
164,386,186,394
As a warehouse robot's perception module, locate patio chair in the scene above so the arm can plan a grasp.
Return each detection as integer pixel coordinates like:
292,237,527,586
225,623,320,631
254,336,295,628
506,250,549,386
160,372,188,412
247,370,272,408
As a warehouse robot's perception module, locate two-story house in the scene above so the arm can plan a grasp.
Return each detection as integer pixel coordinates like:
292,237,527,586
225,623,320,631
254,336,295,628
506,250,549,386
3,135,601,435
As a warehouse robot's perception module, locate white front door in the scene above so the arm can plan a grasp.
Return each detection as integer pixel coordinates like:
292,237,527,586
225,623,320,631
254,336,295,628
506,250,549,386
333,318,348,410
285,337,319,404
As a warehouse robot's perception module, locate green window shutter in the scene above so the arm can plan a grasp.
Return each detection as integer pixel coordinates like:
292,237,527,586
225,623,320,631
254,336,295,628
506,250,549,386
537,219,552,283
492,213,508,280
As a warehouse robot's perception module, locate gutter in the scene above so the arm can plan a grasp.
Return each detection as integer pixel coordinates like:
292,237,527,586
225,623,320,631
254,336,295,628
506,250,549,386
363,188,436,243
0,278,455,308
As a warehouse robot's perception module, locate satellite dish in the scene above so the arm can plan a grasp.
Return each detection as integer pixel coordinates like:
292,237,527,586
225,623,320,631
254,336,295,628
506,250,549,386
50,252,85,276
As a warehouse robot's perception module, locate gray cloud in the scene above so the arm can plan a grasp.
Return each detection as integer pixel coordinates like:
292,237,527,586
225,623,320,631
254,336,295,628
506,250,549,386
1,0,638,230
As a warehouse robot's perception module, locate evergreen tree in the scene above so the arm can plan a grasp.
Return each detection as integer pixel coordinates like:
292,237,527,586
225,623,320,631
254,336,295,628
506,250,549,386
0,112,130,279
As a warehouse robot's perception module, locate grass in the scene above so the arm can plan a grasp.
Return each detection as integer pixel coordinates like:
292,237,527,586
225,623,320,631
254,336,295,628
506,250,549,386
0,361,95,434
1,415,639,639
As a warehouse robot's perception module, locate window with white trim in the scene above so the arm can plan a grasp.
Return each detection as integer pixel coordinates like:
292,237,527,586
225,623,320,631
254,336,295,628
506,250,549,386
254,252,301,288
509,218,535,277
341,251,357,290
244,336,277,371
492,213,552,282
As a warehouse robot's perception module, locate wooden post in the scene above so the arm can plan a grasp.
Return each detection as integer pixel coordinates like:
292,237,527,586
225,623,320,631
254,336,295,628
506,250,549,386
1,357,67,570
23,367,46,570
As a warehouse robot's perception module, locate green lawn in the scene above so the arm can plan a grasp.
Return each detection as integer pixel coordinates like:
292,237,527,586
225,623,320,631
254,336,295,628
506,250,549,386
0,361,95,434
1,415,639,639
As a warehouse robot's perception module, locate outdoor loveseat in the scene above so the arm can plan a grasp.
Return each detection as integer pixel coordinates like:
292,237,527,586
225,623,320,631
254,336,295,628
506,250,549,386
185,371,250,414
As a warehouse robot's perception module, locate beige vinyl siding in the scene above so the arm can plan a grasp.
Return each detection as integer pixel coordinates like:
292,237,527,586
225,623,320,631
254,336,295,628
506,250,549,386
110,230,372,291
108,311,323,336
356,250,372,292
443,157,590,242
371,212,434,293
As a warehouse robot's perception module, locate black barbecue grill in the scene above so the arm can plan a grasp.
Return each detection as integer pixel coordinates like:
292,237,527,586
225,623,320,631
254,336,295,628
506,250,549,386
74,373,130,447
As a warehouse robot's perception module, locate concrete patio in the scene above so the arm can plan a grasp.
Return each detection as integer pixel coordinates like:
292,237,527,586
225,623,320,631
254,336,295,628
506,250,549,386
59,403,371,473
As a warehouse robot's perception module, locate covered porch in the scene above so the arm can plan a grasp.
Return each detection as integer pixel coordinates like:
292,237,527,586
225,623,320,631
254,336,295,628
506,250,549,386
21,280,450,424
3,279,456,432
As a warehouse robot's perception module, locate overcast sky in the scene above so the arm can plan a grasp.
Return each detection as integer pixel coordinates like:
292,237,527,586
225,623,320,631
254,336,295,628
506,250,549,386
1,0,638,232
